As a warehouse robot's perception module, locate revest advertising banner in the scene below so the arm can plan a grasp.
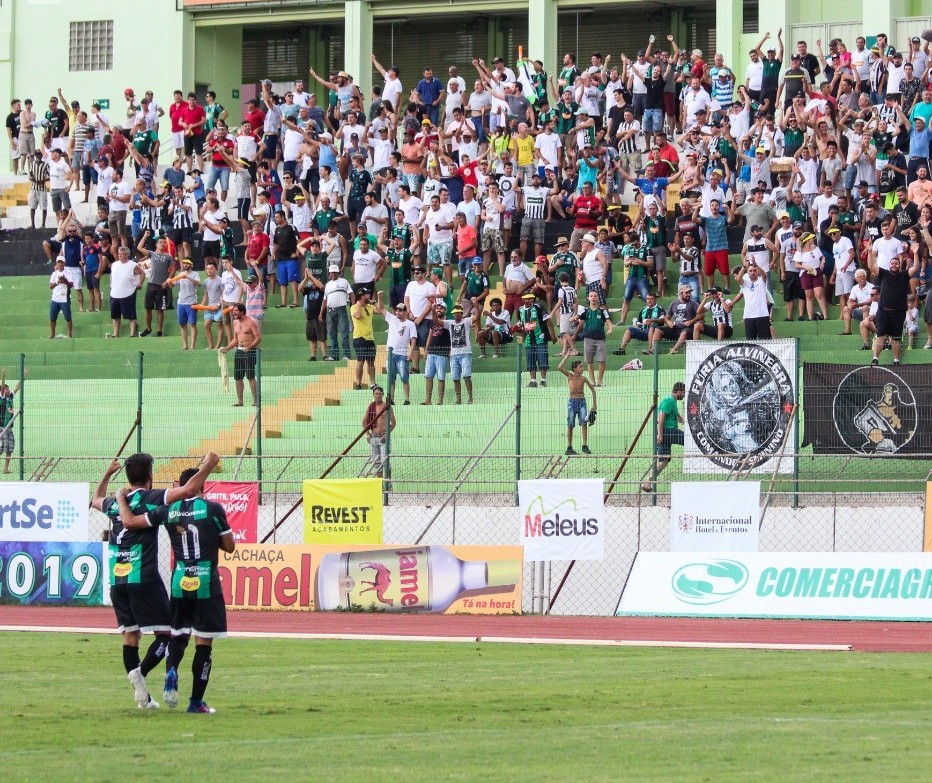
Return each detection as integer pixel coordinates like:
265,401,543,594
670,482,760,552
518,479,604,561
204,482,258,544
617,552,932,621
684,340,797,474
219,544,523,614
0,483,89,542
303,479,383,544
0,541,104,605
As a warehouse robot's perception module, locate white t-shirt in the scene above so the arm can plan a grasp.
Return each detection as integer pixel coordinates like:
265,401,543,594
503,263,534,285
282,126,304,162
108,181,133,214
811,194,839,227
849,282,875,306
534,132,562,167
740,276,770,319
383,77,403,111
404,279,438,319
47,158,70,190
456,198,482,228
50,270,70,303
203,209,225,240
745,59,764,91
384,312,417,352
110,260,141,299
832,237,856,274
400,195,423,227
362,203,388,238
482,196,505,230
444,316,473,355
324,277,352,308
424,206,453,243
352,249,381,284
371,139,393,171
630,62,650,94
95,165,114,201
292,90,310,108
872,236,903,271
221,268,243,301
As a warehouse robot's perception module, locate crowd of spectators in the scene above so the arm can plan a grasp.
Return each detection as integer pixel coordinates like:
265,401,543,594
6,25,932,373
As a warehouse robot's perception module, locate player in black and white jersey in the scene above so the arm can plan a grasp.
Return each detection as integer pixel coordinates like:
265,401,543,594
741,223,779,289
168,184,196,261
550,271,579,357
692,286,734,340
92,451,219,710
779,221,805,321
519,172,549,260
671,232,701,301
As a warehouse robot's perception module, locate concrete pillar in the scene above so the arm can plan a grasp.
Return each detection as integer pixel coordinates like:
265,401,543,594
307,27,329,106
487,17,504,64
344,0,373,102
528,0,558,74
716,0,744,72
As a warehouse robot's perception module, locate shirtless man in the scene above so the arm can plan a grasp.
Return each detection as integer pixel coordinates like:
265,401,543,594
557,354,597,456
362,385,396,477
220,303,262,407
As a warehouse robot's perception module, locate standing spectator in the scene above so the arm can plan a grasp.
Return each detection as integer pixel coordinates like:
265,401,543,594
136,233,175,337
480,181,507,274
200,262,224,349
172,258,201,350
642,381,685,492
868,234,918,366
27,148,49,228
516,292,552,387
404,265,438,374
373,293,414,407
220,304,262,407
557,355,597,456
43,147,71,214
323,264,352,361
301,264,326,360
732,259,772,339
572,289,613,387
106,168,133,244
351,290,377,390
82,232,105,313
106,245,145,339
48,257,73,340
694,199,731,293
271,210,302,308
6,98,21,175
423,302,452,405
179,92,207,174
362,385,396,477
219,256,244,344
0,369,23,475
444,305,475,404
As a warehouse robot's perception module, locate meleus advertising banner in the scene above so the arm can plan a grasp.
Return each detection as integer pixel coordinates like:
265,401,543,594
670,482,760,551
518,479,604,561
219,544,523,614
684,340,797,474
204,481,258,543
303,479,383,544
0,541,104,605
617,552,932,621
0,483,89,542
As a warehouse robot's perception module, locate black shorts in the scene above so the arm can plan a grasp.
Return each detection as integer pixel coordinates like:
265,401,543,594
234,348,257,380
657,428,684,456
170,592,227,638
237,198,251,221
144,282,168,311
744,316,772,340
876,308,905,339
658,325,687,341
111,583,171,633
698,323,733,339
169,227,194,246
184,132,205,157
353,337,376,361
782,273,803,302
262,134,279,158
346,197,366,222
306,318,326,342
110,293,137,321
85,272,100,290
202,240,221,260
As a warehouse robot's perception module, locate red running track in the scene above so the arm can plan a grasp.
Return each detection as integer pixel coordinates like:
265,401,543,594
1,606,930,652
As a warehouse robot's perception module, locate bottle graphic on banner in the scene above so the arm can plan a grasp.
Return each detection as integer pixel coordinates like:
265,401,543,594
316,546,520,613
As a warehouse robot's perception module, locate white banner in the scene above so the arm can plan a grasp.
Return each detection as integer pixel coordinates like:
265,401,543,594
617,552,932,621
518,479,604,561
670,482,760,551
684,340,797,474
0,483,89,542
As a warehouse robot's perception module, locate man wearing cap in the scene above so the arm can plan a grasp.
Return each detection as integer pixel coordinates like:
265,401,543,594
648,286,701,354
457,256,489,322
516,292,552,387
404,265,438,373
776,54,810,110
351,236,386,300
299,259,326,360
692,286,734,342
172,259,201,350
322,264,352,361
893,104,930,185
350,289,377,391
375,291,416,405
828,226,856,313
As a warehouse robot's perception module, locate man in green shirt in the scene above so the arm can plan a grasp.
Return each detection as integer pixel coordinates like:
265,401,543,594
458,258,489,320
204,91,228,131
573,289,613,387
132,122,159,158
378,232,413,308
613,292,665,355
619,232,653,324
517,292,552,387
547,236,578,286
642,381,685,492
0,368,23,475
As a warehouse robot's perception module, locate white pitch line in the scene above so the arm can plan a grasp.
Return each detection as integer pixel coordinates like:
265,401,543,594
0,625,851,651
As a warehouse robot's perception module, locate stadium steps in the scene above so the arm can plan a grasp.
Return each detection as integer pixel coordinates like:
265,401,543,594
150,348,382,484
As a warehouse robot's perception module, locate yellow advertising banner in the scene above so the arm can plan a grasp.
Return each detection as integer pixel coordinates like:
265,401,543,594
218,544,523,614
303,479,383,544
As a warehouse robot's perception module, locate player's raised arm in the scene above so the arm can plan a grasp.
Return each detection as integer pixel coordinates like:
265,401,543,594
164,452,220,504
91,459,123,511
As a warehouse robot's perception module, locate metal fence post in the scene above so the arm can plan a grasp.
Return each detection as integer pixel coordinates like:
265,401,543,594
384,347,393,501
514,344,523,505
256,349,263,494
793,339,800,508
18,353,24,481
650,340,659,506
137,352,144,453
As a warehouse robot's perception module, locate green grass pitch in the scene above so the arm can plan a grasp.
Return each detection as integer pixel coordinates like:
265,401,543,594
1,632,929,781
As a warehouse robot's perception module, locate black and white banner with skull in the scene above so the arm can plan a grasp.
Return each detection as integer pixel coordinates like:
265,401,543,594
684,340,797,474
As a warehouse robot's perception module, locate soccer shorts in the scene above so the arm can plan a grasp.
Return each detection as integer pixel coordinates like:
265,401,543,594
169,593,227,638
111,583,171,633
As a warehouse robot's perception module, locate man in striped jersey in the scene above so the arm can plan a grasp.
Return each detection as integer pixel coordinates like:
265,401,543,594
519,172,549,260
